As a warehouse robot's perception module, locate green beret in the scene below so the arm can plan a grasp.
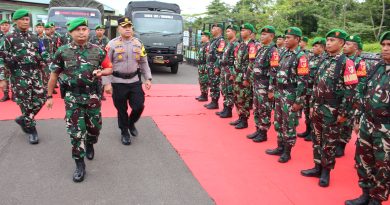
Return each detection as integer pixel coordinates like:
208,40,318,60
0,20,10,25
259,25,275,34
346,35,362,44
12,9,30,20
95,24,105,30
285,27,302,37
241,23,255,33
44,22,55,28
67,17,88,32
35,22,44,27
358,42,363,50
226,24,239,32
212,23,224,29
302,36,309,43
311,37,326,46
379,31,390,43
276,33,285,38
326,29,348,40
201,31,211,38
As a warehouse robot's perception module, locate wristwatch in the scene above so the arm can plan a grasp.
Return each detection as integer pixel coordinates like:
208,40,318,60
47,95,53,99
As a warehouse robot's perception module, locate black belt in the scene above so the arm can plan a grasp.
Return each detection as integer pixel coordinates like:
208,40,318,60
67,84,98,94
276,83,297,90
316,97,341,106
113,70,139,79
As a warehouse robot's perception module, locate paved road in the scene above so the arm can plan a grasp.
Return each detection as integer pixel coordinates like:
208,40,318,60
150,63,198,84
0,63,214,205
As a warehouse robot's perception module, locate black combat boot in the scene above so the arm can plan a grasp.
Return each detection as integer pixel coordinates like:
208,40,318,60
247,128,259,139
15,116,28,133
229,118,241,126
253,129,267,142
265,141,284,156
121,129,131,145
219,106,232,118
27,127,39,144
216,105,227,116
197,93,208,102
206,98,219,109
0,90,10,102
335,142,347,158
297,120,311,138
319,168,331,187
85,143,94,160
73,158,86,182
368,198,382,205
345,188,370,205
278,145,292,163
301,164,322,177
235,116,248,129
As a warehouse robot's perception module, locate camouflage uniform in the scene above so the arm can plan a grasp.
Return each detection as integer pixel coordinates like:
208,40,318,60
206,35,225,101
232,39,256,119
252,42,279,132
197,41,210,95
0,27,46,129
89,35,110,51
354,60,389,202
50,42,106,159
220,39,239,109
41,34,56,86
310,53,358,169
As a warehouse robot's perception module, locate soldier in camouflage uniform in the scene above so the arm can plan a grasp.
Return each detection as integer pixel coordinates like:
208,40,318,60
297,37,326,142
46,18,113,183
0,19,11,102
34,22,44,39
195,31,210,102
204,23,225,110
40,22,57,89
345,31,390,205
301,29,358,187
89,24,110,51
229,23,257,129
216,25,239,118
300,36,311,56
266,27,308,163
0,9,46,144
337,35,368,157
276,34,286,55
246,25,279,142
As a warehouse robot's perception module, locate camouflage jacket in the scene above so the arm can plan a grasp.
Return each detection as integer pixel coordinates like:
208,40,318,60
270,46,308,105
207,35,225,69
311,52,358,117
41,34,56,64
220,39,239,74
252,42,279,89
356,60,389,123
0,28,44,79
306,53,325,95
277,47,286,56
233,39,257,82
348,54,369,105
89,35,110,51
197,41,210,65
50,42,106,104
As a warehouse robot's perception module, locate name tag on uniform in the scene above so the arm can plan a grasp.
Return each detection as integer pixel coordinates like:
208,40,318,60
115,47,125,53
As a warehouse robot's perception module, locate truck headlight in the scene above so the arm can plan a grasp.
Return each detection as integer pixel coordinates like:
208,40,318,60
176,43,183,55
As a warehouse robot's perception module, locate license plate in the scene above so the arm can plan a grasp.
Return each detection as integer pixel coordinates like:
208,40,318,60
153,56,164,64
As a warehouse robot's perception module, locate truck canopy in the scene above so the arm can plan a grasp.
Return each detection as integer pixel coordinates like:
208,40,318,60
125,1,181,16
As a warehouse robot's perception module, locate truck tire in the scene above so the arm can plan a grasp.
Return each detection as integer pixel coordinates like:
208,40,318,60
171,63,179,74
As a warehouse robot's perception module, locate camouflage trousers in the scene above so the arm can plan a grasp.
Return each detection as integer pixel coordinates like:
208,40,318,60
220,67,234,107
273,88,299,146
207,65,220,100
197,64,208,94
253,79,272,131
233,81,252,118
41,65,51,89
354,115,390,201
11,75,46,128
65,99,102,159
340,117,354,144
312,103,341,169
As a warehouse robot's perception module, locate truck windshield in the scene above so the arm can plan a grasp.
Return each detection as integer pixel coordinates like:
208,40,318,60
133,13,182,34
48,9,101,33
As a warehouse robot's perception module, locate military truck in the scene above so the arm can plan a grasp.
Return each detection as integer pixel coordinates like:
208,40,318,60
125,1,184,74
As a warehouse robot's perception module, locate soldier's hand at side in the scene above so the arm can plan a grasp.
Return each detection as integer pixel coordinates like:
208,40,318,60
268,92,274,99
291,103,302,112
93,70,103,78
104,84,112,94
243,80,250,87
353,122,360,134
144,80,152,90
214,68,220,75
0,80,6,89
46,98,53,109
337,115,347,124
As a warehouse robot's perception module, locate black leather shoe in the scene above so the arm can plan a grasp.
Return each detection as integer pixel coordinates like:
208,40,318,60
121,129,131,145
229,118,241,126
266,142,284,156
368,198,382,205
85,143,94,160
206,99,219,109
345,188,370,205
319,168,331,187
73,158,86,182
278,145,292,163
247,129,259,139
235,117,248,129
335,142,347,158
216,106,226,116
28,127,39,144
301,164,322,177
219,106,232,118
15,116,28,133
253,130,267,142
129,124,138,137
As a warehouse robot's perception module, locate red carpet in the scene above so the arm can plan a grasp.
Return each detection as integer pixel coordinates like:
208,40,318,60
0,84,388,205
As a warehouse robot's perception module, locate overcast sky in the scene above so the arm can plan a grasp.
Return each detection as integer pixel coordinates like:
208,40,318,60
96,0,240,15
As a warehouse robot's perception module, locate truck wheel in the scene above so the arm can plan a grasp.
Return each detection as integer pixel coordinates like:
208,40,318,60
171,63,179,74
